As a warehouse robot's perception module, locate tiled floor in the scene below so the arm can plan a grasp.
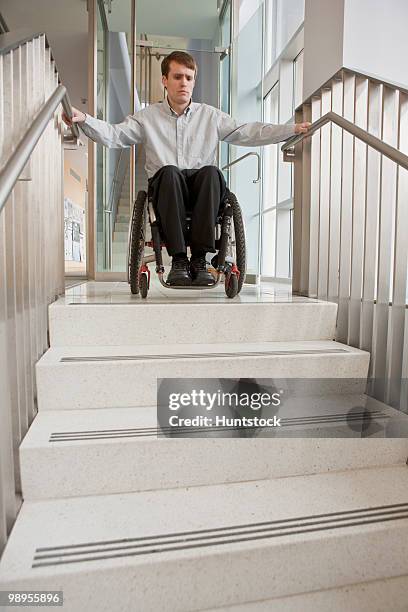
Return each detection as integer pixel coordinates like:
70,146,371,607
63,278,318,305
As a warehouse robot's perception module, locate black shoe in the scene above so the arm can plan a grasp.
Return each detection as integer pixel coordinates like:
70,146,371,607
190,255,214,286
167,255,192,286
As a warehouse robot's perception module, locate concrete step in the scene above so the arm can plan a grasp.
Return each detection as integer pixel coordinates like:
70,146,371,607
19,402,408,499
1,465,408,610
207,575,408,612
49,300,338,346
35,340,370,410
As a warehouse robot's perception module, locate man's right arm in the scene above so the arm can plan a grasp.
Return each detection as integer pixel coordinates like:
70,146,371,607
63,107,144,148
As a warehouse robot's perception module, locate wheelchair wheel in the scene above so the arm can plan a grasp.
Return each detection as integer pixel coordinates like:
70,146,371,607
128,191,147,295
139,273,149,299
228,192,246,293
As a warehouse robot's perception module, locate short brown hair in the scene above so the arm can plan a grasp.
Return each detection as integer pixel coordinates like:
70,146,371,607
161,51,197,78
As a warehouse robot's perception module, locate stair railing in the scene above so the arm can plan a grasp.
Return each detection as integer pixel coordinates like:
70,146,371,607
0,31,77,556
282,68,408,412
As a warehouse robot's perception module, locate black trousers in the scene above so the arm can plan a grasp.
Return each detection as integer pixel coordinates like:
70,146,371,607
148,165,227,256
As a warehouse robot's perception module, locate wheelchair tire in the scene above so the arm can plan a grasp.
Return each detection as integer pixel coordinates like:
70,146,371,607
128,190,147,295
140,273,149,299
225,272,239,298
228,192,246,293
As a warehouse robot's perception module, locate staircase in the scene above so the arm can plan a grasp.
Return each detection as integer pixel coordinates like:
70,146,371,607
111,167,131,271
0,281,408,610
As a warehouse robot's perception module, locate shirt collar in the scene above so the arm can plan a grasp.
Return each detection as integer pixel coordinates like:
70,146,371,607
163,96,194,117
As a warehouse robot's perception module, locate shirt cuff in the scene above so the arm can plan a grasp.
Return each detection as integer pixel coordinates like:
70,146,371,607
282,123,297,140
78,114,98,137
82,113,96,127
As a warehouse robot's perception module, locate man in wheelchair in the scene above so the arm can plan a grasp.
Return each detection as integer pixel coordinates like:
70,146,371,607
65,51,310,286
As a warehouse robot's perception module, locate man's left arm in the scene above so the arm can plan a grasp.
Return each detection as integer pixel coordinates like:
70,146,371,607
217,110,310,145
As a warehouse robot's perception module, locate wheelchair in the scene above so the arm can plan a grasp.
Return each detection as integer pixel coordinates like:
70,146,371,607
127,187,246,299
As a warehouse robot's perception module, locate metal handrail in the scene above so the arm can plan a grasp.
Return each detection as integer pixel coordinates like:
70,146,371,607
222,152,261,183
281,111,408,171
61,93,80,141
0,84,77,213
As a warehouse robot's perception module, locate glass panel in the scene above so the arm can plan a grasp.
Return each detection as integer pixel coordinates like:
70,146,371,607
261,74,297,279
264,0,276,74
238,0,263,34
219,1,231,182
262,84,279,212
221,1,231,48
293,49,304,110
261,84,278,277
276,208,292,278
276,0,305,57
135,0,221,112
96,0,133,272
96,4,106,272
231,3,263,277
261,210,276,276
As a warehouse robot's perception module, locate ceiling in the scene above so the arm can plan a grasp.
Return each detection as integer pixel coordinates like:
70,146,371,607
108,0,219,40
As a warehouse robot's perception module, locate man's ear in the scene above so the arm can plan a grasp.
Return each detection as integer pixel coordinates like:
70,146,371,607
161,75,167,89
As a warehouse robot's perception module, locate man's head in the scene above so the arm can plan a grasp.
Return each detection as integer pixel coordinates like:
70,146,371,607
161,51,197,107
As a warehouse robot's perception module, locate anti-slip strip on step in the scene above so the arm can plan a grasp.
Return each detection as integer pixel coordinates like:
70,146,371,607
31,503,408,568
48,411,389,441
59,349,349,363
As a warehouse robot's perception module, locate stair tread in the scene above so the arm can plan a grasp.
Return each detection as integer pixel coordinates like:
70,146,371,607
37,339,369,366
1,465,408,581
35,341,370,410
21,400,407,448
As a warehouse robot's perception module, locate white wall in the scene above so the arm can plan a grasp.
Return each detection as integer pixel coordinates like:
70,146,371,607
303,0,408,102
343,0,408,88
302,0,344,101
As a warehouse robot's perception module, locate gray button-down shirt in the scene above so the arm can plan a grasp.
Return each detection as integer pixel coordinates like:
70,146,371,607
80,98,296,179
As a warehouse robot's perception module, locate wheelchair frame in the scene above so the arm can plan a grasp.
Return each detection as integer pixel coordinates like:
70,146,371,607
127,188,246,299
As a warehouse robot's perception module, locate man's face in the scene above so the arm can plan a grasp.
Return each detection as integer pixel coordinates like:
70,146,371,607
162,61,195,105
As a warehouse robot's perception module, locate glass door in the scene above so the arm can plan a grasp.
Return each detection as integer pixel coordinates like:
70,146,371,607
219,0,232,183
95,0,134,272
